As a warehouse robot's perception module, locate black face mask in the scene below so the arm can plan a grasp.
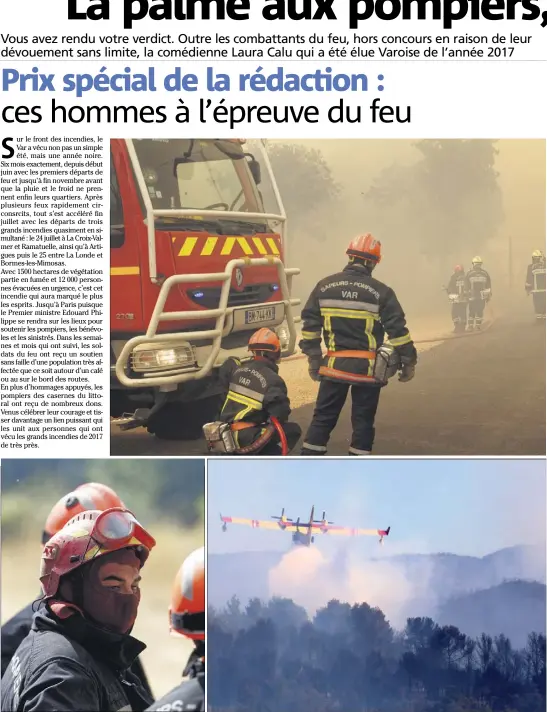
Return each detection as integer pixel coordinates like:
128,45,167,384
83,549,141,634
61,549,142,635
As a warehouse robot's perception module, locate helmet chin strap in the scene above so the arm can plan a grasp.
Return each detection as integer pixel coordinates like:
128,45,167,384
253,351,279,363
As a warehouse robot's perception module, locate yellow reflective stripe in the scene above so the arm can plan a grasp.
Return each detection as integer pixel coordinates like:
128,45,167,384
201,237,218,256
110,266,140,276
326,316,336,368
266,237,280,255
390,333,412,346
320,308,379,320
301,330,321,339
179,237,198,257
237,237,253,255
227,391,262,410
252,237,267,255
365,318,376,375
174,234,282,257
234,405,253,422
221,237,236,255
84,544,101,561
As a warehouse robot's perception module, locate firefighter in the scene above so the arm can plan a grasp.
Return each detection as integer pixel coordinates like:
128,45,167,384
147,547,205,711
216,328,302,455
446,264,468,333
1,508,155,712
1,483,152,697
299,234,417,456
465,256,491,330
525,249,546,321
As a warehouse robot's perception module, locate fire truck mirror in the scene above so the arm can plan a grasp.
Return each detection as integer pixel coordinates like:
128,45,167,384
111,225,125,249
247,157,261,186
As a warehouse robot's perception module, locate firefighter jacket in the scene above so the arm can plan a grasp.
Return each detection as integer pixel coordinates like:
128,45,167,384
465,267,491,299
299,262,417,384
219,357,291,424
526,261,546,293
1,605,154,712
447,273,467,300
0,601,152,696
146,656,204,712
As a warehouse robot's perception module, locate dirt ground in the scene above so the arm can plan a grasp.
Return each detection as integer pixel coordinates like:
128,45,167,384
110,308,545,457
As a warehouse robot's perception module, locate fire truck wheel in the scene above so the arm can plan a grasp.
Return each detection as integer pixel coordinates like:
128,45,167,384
110,391,128,418
146,397,223,441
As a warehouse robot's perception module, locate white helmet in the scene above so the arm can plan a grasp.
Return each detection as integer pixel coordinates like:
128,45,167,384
532,249,544,262
471,256,483,267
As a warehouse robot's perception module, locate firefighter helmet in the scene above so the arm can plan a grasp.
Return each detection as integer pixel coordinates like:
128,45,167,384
43,483,126,545
532,249,544,262
471,256,483,267
169,547,205,641
248,328,281,354
40,508,156,599
454,264,464,272
346,234,382,264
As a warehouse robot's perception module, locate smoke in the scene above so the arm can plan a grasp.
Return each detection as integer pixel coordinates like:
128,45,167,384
275,138,545,329
268,544,434,629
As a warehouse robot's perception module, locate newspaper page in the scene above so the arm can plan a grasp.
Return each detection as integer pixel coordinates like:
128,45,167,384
0,4,546,712
0,2,545,461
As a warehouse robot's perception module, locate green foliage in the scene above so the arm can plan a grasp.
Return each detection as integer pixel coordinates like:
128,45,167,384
362,140,504,262
1,459,204,540
209,599,546,712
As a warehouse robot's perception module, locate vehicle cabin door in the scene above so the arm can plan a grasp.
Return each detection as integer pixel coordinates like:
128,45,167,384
110,146,145,335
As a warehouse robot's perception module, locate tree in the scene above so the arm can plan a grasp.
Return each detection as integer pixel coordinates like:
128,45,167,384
265,142,340,243
362,140,504,265
207,595,546,712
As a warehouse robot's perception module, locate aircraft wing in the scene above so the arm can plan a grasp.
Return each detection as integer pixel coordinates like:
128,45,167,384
220,516,281,531
320,526,389,537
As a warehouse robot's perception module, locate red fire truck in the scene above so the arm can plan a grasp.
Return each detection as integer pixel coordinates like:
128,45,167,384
110,139,300,440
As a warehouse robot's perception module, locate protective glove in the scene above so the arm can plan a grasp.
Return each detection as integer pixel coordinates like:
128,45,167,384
308,357,322,382
398,364,415,383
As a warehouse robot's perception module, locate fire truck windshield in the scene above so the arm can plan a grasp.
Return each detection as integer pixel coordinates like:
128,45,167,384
132,139,277,222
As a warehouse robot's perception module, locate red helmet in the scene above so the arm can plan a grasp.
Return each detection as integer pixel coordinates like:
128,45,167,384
40,508,156,599
43,483,125,545
454,264,464,272
169,547,205,641
346,234,382,264
248,328,281,355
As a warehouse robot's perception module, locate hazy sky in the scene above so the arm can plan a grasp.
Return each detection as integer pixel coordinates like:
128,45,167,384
208,459,546,558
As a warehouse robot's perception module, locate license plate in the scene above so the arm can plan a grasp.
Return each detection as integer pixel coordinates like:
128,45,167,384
244,307,276,325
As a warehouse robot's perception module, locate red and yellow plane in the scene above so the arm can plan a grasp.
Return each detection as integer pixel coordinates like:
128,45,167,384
220,505,390,546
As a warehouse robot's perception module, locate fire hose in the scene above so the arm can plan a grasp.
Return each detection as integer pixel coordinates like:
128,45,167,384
231,416,289,456
270,416,289,456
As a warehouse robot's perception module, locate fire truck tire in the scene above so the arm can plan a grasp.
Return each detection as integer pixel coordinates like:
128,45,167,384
110,391,128,418
146,397,223,440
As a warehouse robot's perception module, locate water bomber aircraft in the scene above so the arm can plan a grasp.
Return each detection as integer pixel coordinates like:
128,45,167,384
220,505,390,546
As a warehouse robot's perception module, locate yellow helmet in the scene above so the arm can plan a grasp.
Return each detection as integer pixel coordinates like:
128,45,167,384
471,256,483,266
532,249,544,261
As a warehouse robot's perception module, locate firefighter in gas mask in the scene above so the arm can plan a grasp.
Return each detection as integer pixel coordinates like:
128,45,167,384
525,249,546,321
1,508,156,712
446,264,468,333
299,234,418,456
207,328,302,455
465,256,491,330
147,547,205,711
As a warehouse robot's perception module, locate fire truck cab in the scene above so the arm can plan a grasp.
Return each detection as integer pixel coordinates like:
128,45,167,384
110,138,300,440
